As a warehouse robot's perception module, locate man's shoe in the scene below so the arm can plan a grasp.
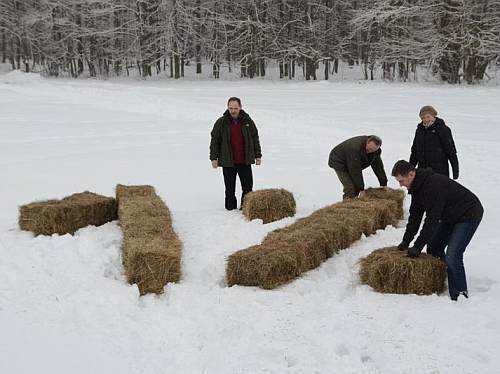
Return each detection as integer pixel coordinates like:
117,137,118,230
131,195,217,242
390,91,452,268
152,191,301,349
450,291,468,301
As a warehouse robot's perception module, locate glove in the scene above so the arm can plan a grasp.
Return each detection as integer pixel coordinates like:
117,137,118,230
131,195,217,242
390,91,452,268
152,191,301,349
407,246,421,258
453,170,459,180
397,241,409,251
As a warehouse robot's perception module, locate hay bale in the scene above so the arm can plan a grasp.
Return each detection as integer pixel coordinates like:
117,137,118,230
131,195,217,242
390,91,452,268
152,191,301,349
226,196,403,289
19,191,117,236
359,247,447,295
242,188,296,224
117,184,182,295
116,184,155,203
362,188,405,220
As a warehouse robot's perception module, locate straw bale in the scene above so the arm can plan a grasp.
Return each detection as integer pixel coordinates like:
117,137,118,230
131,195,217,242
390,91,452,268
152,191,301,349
242,188,296,224
123,237,182,294
19,191,117,236
359,247,447,295
117,184,181,295
227,194,405,289
227,237,329,289
362,188,406,219
116,184,155,202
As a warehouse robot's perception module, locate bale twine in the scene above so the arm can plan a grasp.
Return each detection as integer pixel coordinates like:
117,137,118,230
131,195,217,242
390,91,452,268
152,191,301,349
117,184,182,295
18,191,117,236
242,188,296,224
226,192,405,289
359,247,447,295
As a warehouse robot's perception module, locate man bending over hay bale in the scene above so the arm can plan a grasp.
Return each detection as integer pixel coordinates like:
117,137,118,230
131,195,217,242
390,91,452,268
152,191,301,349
392,160,483,301
328,135,390,200
19,191,117,236
116,184,182,295
242,188,296,224
359,247,447,295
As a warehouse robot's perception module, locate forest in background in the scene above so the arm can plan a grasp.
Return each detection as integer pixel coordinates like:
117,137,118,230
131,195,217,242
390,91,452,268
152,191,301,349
1,0,499,83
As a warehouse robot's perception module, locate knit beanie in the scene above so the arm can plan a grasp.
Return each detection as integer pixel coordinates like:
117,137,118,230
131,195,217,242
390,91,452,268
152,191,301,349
419,105,438,118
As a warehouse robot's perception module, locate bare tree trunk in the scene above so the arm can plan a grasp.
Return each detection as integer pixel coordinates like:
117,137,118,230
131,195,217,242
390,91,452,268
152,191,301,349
1,32,5,63
174,52,180,79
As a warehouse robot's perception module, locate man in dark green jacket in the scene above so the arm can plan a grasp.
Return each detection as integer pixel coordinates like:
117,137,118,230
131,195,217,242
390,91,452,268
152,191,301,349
210,97,262,210
328,135,389,200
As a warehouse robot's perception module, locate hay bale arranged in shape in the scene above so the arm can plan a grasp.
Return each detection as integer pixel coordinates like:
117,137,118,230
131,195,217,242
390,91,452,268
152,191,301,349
19,191,117,236
242,188,296,224
226,190,405,289
117,184,182,295
363,188,406,220
359,247,447,295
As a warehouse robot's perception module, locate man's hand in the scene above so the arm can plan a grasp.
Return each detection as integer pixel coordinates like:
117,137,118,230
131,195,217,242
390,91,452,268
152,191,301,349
255,158,261,166
383,186,393,192
358,190,366,198
407,247,421,258
211,160,218,169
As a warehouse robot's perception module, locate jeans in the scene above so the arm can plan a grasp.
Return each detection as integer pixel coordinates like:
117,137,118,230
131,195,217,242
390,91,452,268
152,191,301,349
222,164,253,210
427,218,482,298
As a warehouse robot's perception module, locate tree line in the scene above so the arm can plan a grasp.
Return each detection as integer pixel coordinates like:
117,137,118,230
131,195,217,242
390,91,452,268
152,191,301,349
1,0,499,83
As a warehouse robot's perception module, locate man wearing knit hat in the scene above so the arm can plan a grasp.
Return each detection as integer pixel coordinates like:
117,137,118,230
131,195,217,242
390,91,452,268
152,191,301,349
409,105,459,179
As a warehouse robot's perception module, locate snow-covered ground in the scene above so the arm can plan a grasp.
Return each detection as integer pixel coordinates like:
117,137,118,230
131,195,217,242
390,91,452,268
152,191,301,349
1,71,499,373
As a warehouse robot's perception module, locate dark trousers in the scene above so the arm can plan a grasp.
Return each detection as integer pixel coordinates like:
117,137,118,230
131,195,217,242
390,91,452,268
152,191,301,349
222,164,253,210
333,168,360,200
427,219,482,298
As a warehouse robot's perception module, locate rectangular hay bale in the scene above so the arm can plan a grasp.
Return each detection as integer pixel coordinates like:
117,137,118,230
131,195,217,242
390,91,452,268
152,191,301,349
117,184,182,295
242,188,296,224
226,190,405,289
19,191,117,236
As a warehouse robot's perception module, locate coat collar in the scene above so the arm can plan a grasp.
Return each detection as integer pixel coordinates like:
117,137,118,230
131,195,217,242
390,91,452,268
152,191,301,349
409,168,434,194
417,117,444,130
223,109,248,121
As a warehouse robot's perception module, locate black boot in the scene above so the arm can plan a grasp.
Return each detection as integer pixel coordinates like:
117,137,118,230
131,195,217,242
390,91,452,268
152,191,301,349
225,195,237,211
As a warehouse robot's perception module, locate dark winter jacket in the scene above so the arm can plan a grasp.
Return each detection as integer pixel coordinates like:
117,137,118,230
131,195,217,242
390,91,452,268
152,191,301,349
328,135,388,191
403,168,483,251
409,117,459,178
209,109,262,167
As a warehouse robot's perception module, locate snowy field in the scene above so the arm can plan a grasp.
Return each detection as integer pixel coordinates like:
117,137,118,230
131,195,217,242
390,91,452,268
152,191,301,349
1,71,499,373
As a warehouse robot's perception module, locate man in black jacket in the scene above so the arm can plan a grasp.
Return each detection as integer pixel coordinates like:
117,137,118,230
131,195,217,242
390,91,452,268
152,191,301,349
409,105,459,179
392,160,483,301
210,97,262,210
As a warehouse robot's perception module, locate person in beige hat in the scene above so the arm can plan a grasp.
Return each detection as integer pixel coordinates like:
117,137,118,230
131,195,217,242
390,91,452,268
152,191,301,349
409,106,459,179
